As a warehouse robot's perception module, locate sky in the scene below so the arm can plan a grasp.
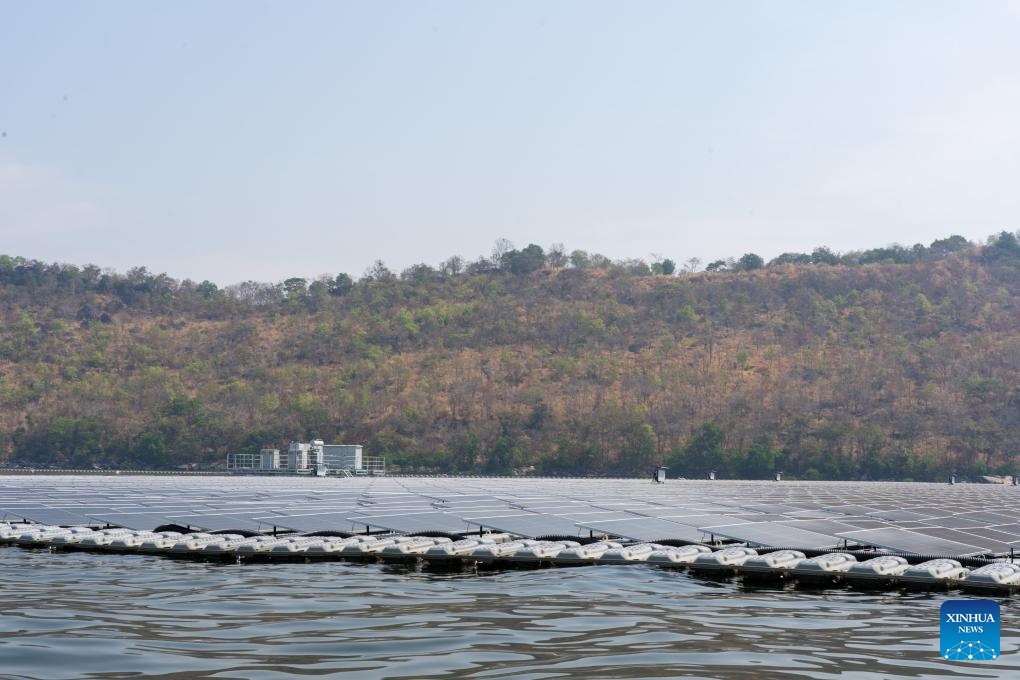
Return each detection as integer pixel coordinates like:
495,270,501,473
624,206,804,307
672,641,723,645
2,1,1019,286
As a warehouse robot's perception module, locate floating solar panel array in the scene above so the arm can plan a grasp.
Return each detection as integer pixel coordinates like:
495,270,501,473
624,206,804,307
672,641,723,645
3,475,1020,559
9,520,1020,594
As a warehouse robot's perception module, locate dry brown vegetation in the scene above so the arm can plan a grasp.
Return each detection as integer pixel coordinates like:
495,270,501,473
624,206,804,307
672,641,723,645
2,235,1020,480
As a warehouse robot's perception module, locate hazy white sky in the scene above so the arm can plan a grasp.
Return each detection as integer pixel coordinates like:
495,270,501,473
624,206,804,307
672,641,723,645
2,1,1019,285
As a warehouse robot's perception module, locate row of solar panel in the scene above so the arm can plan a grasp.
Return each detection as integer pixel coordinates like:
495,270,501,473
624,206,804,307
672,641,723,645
2,476,1020,556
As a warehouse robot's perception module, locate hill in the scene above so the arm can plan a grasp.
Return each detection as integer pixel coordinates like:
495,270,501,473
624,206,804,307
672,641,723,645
2,233,1020,480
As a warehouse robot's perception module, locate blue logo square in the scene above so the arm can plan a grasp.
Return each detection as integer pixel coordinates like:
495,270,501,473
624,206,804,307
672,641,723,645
940,600,1000,661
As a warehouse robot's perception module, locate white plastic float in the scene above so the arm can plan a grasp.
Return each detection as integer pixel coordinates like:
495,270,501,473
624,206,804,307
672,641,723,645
421,536,506,561
960,563,1020,593
269,537,336,555
554,541,626,565
47,527,100,546
202,535,278,555
17,527,75,546
77,528,137,548
330,535,430,557
688,546,759,573
898,558,970,588
645,544,713,566
740,549,806,577
789,552,857,581
468,539,545,564
377,536,453,558
139,533,193,552
843,555,910,585
10,516,1020,601
597,543,671,564
304,536,380,556
231,536,308,554
505,540,581,564
169,533,238,554
0,523,37,541
844,554,909,583
109,531,182,550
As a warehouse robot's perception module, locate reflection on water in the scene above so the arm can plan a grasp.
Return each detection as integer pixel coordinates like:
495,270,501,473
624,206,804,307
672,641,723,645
0,545,1016,679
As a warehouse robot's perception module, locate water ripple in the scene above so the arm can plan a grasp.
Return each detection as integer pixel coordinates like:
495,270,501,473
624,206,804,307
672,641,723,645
0,546,1016,679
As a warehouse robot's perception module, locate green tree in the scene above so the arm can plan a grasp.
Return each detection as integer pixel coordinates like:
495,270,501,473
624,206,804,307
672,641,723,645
682,423,728,476
130,430,170,469
196,280,219,299
741,436,780,479
769,252,811,266
929,235,969,257
450,432,482,472
984,231,1020,263
651,259,676,275
705,259,729,272
329,273,354,296
811,246,840,265
17,416,110,468
621,420,657,474
502,244,546,274
485,435,521,474
738,253,764,271
569,250,591,269
282,277,308,301
401,263,438,283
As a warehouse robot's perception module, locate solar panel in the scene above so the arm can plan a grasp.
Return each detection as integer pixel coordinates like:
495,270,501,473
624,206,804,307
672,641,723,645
434,499,509,509
463,513,587,538
510,502,590,512
86,512,187,530
165,513,269,532
2,475,1020,558
776,518,858,535
908,506,954,517
726,513,791,522
826,504,884,517
426,494,504,503
711,501,803,514
909,527,1014,556
835,528,987,556
864,510,937,522
955,510,1020,524
784,502,828,511
555,510,636,523
830,519,892,530
573,517,710,543
966,526,1020,546
989,523,1020,538
922,515,987,529
649,513,745,528
704,522,846,550
252,512,359,533
633,505,734,518
0,507,99,525
347,512,471,534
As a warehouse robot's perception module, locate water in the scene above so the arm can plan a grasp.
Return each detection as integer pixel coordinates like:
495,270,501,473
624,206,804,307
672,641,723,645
1,546,1016,679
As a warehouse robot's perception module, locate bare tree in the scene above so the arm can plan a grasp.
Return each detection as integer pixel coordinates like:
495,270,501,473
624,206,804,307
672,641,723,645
362,260,396,282
547,243,568,268
225,281,282,305
491,238,515,265
440,255,464,277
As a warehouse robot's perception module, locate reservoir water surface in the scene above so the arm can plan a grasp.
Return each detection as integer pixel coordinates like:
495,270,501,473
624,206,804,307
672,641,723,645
1,544,1015,679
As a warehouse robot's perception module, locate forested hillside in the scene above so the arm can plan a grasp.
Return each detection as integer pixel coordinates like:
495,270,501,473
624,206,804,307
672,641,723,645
2,233,1020,480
